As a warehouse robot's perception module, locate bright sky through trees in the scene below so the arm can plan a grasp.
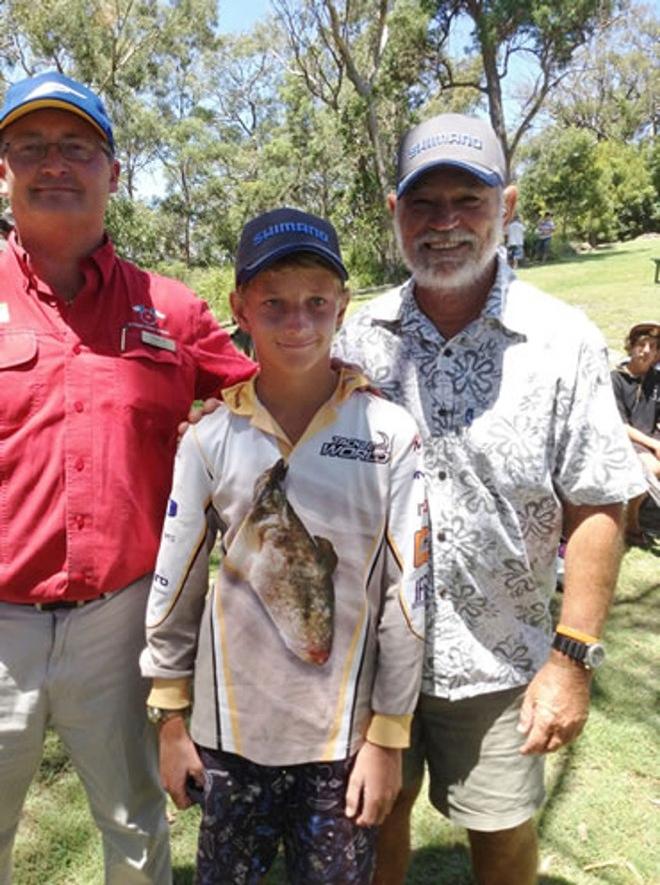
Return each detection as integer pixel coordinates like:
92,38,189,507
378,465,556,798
218,0,273,33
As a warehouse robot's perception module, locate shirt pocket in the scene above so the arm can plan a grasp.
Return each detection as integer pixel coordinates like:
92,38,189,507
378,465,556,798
0,330,44,436
115,330,188,433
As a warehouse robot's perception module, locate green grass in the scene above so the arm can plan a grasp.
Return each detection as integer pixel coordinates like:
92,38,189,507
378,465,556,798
12,237,660,884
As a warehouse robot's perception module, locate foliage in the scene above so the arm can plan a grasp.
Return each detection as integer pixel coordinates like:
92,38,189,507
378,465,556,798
424,0,620,169
105,195,171,266
0,0,658,282
546,2,659,143
519,125,659,244
518,126,606,243
593,140,658,240
154,260,235,323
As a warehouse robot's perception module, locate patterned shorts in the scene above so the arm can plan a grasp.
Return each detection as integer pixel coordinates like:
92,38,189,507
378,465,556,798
194,746,377,885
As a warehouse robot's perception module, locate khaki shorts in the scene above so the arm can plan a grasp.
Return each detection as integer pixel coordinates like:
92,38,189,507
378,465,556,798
403,687,545,832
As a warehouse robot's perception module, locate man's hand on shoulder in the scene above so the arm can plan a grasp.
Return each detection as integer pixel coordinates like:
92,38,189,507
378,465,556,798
177,397,222,439
517,654,592,755
345,741,401,827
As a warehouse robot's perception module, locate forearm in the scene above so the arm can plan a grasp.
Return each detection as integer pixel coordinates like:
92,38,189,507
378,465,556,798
157,713,204,809
625,424,657,452
560,501,623,638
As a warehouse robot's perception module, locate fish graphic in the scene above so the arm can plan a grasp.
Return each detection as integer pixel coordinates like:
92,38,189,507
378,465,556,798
226,459,336,665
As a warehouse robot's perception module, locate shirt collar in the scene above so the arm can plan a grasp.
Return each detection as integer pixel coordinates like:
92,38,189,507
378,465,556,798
222,367,373,420
7,231,117,295
370,248,523,341
222,368,373,455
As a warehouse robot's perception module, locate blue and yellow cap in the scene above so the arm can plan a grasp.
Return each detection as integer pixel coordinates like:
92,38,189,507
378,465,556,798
0,71,114,151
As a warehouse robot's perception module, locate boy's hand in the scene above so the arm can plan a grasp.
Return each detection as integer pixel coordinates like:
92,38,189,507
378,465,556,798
345,741,401,827
177,397,222,438
158,715,205,809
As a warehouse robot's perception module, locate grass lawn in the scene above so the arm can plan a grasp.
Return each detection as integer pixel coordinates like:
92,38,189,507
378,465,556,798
12,237,660,884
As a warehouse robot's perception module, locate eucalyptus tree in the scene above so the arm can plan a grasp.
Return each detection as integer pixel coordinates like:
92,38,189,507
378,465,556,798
424,0,622,172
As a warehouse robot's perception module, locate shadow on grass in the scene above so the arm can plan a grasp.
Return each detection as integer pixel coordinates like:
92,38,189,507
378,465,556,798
176,846,576,884
173,865,194,884
589,578,659,725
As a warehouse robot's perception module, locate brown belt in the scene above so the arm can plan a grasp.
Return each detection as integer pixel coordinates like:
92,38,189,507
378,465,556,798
32,593,111,612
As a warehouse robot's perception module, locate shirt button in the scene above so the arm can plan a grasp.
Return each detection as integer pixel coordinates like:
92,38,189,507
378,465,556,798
75,457,85,471
438,588,447,598
73,344,82,355
75,514,85,530
444,348,453,357
74,401,84,413
436,531,446,542
438,471,447,480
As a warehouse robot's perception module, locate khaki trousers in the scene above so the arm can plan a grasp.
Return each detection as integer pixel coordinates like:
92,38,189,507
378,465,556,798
0,577,171,884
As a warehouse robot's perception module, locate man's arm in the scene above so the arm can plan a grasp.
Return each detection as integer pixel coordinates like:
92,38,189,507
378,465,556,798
624,423,660,457
345,741,402,827
344,416,427,823
141,424,218,805
518,501,623,755
157,715,204,810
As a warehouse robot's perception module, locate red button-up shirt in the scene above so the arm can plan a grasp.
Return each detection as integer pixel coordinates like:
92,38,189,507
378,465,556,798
0,234,256,604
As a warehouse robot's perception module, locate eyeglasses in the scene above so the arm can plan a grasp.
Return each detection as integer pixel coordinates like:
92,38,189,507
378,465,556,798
1,137,112,165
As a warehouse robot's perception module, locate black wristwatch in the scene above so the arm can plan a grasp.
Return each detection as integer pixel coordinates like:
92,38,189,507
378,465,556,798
552,631,606,669
146,706,190,726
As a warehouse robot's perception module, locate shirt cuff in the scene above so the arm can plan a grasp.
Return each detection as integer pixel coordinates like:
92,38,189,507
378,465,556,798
366,713,413,748
147,677,192,709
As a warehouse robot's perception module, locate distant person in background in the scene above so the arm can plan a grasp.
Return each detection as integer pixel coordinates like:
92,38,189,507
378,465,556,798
611,321,660,548
535,211,555,262
506,214,525,269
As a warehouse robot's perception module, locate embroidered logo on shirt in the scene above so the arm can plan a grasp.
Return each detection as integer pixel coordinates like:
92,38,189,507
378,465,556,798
132,304,166,326
320,432,391,464
0,303,9,323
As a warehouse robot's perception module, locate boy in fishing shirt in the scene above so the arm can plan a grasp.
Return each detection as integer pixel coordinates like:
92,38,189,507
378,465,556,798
140,208,428,884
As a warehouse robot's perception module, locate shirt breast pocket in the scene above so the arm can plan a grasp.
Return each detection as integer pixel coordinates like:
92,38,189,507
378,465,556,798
117,332,187,433
0,331,44,436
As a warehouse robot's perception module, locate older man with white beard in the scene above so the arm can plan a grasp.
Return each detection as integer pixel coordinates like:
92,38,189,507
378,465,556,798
334,114,643,885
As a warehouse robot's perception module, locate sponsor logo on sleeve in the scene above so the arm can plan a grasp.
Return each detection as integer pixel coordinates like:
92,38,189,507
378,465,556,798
413,573,431,608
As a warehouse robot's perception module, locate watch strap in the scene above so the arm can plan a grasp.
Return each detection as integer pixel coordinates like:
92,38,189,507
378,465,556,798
556,623,600,644
552,631,588,663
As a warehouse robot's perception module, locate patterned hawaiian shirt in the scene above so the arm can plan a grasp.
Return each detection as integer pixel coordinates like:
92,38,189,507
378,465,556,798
335,251,645,700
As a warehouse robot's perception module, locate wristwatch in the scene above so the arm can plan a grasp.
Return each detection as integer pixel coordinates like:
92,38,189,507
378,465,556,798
146,706,190,726
552,626,606,670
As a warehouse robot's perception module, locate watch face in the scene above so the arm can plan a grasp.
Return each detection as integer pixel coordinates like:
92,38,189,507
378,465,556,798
585,643,606,669
146,706,162,724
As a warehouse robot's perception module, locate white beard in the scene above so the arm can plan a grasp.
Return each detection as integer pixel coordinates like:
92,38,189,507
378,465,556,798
395,216,503,293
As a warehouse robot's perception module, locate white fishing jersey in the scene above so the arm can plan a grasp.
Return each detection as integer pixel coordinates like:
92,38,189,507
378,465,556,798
141,370,428,766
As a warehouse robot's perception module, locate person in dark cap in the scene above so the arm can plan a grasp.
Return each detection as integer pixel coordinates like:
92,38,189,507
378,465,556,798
611,321,660,547
0,70,255,883
334,113,644,885
141,207,427,885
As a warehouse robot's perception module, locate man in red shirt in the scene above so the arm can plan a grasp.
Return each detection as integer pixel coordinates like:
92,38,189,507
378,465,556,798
0,71,255,884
